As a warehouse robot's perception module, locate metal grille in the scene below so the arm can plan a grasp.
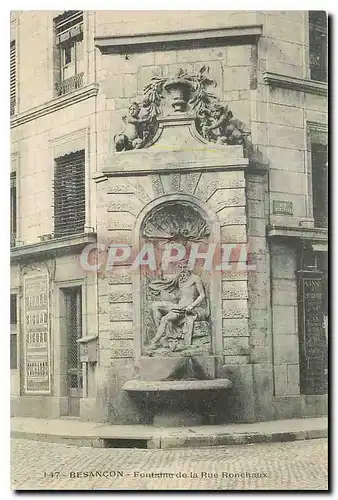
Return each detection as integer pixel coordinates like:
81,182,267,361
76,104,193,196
309,11,327,82
10,334,18,370
10,293,18,370
65,287,82,389
10,41,16,116
55,72,84,96
53,151,85,237
311,143,328,228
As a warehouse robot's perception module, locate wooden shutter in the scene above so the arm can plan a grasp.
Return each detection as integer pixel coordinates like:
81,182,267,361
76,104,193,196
309,11,327,82
10,171,17,245
10,41,16,116
312,143,328,228
53,150,85,237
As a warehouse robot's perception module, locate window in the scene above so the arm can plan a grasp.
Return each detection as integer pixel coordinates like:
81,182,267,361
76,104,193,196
10,40,16,116
54,11,84,96
10,171,17,246
311,142,328,228
10,294,18,369
309,11,327,82
53,150,85,237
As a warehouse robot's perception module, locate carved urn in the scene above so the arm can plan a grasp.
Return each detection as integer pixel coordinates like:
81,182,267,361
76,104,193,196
163,75,193,112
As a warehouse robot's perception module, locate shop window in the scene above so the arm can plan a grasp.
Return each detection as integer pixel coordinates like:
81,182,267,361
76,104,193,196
297,245,327,395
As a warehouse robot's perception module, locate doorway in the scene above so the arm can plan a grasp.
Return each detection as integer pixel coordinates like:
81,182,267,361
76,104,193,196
63,286,82,416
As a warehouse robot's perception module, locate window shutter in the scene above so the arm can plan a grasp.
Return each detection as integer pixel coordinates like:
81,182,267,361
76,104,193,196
53,150,86,237
10,171,17,245
10,41,16,116
311,143,328,228
309,11,327,82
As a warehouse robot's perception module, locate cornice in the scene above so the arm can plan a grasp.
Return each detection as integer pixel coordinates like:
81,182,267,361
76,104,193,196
267,225,328,243
10,83,99,128
95,25,263,54
101,147,249,177
10,232,97,263
263,72,327,96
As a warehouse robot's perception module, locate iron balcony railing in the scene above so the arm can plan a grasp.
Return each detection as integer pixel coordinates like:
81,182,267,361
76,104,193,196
55,72,84,96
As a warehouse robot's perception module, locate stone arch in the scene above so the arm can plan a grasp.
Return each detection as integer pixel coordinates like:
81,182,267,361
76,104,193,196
132,193,222,359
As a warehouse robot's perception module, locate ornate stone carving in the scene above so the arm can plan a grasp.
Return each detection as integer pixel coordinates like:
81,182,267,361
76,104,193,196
163,69,195,112
113,65,251,151
150,174,164,197
140,201,212,356
142,202,210,242
146,259,210,355
195,102,250,146
114,101,156,152
179,172,201,195
20,262,49,276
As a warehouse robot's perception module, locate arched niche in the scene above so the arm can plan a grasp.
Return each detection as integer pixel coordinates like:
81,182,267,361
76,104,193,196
132,194,222,359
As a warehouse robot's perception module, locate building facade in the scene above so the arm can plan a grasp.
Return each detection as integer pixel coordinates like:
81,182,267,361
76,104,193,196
10,10,328,423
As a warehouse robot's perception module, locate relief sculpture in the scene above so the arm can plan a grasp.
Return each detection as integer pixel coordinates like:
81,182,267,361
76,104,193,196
114,65,251,151
148,259,210,354
140,202,212,356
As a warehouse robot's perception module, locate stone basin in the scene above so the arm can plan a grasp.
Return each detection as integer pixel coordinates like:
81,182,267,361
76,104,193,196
123,378,232,427
123,379,232,392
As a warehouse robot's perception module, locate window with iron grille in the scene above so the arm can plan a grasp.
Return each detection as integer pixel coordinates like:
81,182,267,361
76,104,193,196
10,171,17,246
54,11,84,96
10,294,18,369
311,142,328,228
309,11,327,82
10,40,16,116
64,287,82,391
53,150,85,237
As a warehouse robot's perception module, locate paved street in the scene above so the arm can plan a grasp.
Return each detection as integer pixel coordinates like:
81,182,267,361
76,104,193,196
11,437,328,491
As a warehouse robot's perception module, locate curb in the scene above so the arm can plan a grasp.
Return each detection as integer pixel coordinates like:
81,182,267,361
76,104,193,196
11,427,327,449
159,429,328,449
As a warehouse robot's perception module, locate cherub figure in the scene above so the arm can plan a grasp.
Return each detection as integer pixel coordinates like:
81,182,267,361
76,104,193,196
203,103,250,146
114,102,149,152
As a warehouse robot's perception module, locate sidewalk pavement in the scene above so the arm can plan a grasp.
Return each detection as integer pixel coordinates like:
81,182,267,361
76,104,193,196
10,416,328,450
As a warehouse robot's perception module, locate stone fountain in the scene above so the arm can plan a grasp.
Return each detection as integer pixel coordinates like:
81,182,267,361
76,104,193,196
123,357,232,426
100,65,254,426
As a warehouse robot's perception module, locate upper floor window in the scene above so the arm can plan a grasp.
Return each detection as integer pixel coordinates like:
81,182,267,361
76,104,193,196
10,40,16,116
311,142,328,228
54,11,84,96
10,171,17,246
53,150,85,237
309,11,327,82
